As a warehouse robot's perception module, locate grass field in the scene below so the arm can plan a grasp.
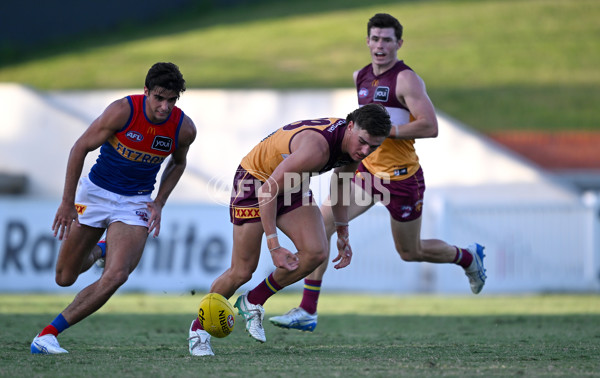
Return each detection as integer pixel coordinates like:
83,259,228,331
2,293,599,377
0,0,598,132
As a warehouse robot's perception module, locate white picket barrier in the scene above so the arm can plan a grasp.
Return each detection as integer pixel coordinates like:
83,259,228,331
0,196,598,294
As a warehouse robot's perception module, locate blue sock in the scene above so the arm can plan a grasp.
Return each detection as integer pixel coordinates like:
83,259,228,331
51,313,70,334
98,241,106,258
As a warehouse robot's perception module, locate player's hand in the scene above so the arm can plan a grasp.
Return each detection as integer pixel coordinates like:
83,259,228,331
146,201,163,238
52,202,80,241
270,246,299,271
332,228,352,269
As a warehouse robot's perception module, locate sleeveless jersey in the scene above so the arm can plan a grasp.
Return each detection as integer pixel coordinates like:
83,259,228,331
240,118,353,179
88,94,184,195
356,60,420,180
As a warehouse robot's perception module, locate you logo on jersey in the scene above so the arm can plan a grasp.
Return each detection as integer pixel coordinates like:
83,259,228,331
373,86,390,102
360,86,390,102
151,136,173,152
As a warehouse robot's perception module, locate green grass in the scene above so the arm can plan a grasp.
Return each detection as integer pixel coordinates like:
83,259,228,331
2,293,600,377
0,0,598,132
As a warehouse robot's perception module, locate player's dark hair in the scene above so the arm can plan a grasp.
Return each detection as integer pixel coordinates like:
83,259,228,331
368,13,403,40
145,62,186,97
346,103,391,138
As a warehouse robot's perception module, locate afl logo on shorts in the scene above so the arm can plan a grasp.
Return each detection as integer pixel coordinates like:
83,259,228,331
358,88,369,98
125,131,144,142
374,86,390,102
152,136,173,152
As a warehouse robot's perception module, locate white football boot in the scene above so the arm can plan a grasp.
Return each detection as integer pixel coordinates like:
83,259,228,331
30,334,68,354
465,243,487,294
269,307,317,332
234,293,266,343
188,320,214,356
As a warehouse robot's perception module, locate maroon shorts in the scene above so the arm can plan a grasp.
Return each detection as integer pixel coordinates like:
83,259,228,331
353,163,425,222
229,166,314,225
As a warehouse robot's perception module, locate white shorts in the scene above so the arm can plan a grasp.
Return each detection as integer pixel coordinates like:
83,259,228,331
74,176,151,228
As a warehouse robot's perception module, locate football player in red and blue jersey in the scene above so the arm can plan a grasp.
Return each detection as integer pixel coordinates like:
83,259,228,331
31,62,196,354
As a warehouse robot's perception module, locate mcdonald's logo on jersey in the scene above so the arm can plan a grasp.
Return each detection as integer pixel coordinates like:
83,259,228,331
147,126,156,135
371,79,379,87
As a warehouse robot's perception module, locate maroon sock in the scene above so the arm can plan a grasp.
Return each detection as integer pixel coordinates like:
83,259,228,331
453,247,473,269
39,325,58,337
247,273,283,306
191,317,204,331
299,279,322,315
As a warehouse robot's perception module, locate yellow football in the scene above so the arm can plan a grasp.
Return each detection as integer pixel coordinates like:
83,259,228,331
197,293,235,338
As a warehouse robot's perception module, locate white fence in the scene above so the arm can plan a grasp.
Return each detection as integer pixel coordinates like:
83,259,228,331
425,191,600,293
0,194,597,295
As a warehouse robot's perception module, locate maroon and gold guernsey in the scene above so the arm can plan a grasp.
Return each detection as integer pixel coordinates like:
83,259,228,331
356,60,420,181
240,118,352,179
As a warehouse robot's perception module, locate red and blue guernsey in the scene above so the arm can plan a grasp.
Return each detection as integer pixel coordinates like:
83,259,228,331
89,94,184,195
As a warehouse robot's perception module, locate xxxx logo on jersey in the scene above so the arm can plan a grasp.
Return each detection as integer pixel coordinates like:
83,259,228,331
234,207,260,219
75,204,87,215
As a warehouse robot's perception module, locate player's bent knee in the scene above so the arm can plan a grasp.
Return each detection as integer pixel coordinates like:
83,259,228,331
55,273,77,287
303,247,328,269
396,249,424,262
100,269,130,289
